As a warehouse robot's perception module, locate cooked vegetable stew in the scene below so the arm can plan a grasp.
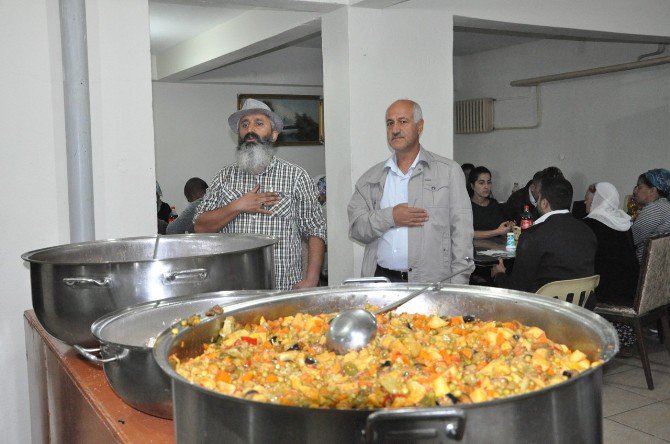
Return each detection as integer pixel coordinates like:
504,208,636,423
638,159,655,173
173,311,601,409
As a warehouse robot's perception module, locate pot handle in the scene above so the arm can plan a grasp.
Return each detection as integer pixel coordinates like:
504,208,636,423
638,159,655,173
342,277,390,285
63,277,111,287
162,268,208,283
74,344,122,364
364,407,466,443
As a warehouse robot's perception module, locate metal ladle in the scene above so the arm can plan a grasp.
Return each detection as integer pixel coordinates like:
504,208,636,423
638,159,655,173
326,258,474,354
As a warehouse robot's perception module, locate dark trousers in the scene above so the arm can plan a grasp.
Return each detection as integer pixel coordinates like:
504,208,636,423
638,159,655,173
374,265,408,282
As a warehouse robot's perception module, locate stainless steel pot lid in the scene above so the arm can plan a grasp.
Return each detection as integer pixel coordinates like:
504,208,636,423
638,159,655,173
21,233,277,264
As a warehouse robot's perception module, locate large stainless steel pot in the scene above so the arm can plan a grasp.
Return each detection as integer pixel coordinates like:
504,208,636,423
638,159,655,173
154,283,618,444
75,290,277,419
22,234,276,345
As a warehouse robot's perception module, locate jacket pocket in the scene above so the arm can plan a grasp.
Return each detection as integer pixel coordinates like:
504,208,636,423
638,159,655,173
423,179,450,207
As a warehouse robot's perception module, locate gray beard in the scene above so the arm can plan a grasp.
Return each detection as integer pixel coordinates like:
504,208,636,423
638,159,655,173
236,142,276,175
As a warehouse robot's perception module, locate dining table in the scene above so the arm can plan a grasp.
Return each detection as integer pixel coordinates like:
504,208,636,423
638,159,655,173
473,235,516,266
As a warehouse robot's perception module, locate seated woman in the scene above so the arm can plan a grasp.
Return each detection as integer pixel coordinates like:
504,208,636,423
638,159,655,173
583,182,639,306
631,168,670,262
468,166,513,239
584,182,640,355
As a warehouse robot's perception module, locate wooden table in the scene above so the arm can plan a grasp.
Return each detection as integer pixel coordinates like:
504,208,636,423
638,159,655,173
24,310,174,443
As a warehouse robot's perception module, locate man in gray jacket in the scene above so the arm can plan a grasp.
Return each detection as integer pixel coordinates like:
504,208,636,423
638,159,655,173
348,99,474,284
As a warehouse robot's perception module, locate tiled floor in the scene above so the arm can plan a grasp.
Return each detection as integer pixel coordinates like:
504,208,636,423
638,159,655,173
602,334,670,443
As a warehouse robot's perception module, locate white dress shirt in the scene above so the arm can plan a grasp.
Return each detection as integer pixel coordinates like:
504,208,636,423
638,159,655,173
534,209,570,225
376,154,420,271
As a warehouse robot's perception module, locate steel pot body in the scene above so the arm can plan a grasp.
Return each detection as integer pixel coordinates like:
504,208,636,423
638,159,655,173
77,290,277,418
153,284,618,444
22,234,276,345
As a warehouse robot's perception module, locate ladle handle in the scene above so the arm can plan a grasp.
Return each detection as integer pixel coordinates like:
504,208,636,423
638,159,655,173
342,277,391,285
373,260,474,315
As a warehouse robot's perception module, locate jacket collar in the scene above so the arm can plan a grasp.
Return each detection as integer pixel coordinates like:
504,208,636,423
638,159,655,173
366,146,429,184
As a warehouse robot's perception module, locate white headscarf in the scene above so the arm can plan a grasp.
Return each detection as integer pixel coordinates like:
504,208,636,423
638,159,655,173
585,182,632,232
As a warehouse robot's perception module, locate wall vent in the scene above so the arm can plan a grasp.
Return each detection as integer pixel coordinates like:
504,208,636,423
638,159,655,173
454,98,494,134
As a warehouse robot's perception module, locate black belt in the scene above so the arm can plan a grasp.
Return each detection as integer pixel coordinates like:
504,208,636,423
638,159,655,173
375,265,409,282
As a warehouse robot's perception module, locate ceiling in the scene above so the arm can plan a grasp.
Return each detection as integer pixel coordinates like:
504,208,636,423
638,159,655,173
149,3,252,53
148,2,537,57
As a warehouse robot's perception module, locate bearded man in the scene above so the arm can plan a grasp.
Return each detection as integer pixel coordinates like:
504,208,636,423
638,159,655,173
194,99,326,290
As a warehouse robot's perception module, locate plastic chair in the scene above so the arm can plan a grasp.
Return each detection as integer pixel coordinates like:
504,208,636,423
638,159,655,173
536,275,600,307
595,232,670,390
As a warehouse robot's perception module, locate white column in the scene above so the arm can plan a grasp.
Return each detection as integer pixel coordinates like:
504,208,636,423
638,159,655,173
322,6,454,283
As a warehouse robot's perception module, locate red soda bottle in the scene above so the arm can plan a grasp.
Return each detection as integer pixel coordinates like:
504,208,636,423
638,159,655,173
520,205,534,230
168,206,178,223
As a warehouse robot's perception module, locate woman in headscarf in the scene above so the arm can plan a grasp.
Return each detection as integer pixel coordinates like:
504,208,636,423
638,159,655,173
631,168,670,262
583,182,639,306
583,182,640,355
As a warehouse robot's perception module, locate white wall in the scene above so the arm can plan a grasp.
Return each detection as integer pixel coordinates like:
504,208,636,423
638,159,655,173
1,2,65,438
153,82,325,212
1,1,155,441
454,39,670,203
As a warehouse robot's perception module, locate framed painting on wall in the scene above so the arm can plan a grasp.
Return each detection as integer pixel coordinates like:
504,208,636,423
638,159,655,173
237,94,324,146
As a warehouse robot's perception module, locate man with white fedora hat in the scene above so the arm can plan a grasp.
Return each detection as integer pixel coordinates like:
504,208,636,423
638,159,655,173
194,98,326,290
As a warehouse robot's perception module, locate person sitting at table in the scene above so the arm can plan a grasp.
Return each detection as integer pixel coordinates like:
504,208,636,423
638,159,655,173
468,166,514,239
461,163,474,186
631,168,670,262
583,182,638,305
166,177,209,234
503,166,563,225
492,176,597,295
156,181,172,224
583,181,639,354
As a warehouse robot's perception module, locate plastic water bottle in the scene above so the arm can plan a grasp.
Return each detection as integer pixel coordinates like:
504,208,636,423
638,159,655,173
505,232,516,251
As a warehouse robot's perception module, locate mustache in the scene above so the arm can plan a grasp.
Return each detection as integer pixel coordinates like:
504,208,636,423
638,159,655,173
238,132,273,147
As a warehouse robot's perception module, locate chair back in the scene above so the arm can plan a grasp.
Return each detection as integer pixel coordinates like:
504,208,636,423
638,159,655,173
536,275,600,307
633,232,670,314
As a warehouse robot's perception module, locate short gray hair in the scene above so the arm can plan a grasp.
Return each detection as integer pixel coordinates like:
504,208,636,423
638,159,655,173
388,99,423,122
411,101,423,122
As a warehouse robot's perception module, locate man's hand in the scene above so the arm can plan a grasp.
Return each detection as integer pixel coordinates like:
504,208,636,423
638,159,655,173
293,276,319,289
392,203,429,227
235,184,280,215
491,258,506,278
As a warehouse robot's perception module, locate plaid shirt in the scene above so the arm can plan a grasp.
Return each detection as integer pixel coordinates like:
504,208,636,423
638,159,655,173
195,157,326,290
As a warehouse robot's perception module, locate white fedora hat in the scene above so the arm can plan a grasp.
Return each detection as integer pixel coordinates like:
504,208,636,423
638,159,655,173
228,98,284,133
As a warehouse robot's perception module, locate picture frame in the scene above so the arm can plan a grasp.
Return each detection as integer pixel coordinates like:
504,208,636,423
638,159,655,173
237,94,324,146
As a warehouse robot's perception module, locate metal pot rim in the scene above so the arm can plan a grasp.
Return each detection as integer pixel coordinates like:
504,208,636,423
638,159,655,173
153,283,618,413
21,233,277,265
89,289,281,351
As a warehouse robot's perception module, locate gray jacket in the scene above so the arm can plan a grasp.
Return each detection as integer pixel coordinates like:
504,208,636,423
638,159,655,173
348,148,473,284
